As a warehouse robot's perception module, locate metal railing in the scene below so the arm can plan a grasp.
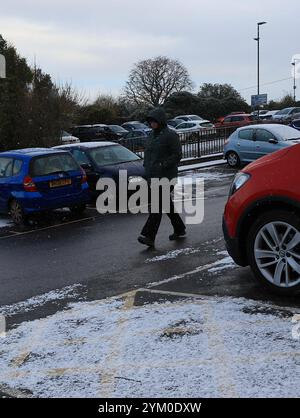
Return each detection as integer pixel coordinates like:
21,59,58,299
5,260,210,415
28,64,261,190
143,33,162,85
121,126,237,160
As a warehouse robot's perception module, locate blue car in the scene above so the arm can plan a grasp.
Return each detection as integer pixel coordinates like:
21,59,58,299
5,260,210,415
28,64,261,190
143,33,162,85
54,141,145,197
224,124,300,167
0,148,90,225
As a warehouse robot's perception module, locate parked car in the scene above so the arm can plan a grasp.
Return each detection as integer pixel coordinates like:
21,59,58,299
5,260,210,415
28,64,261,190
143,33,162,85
167,118,185,128
120,130,149,148
224,124,300,167
61,131,80,144
215,114,253,128
259,110,280,120
251,110,269,119
121,121,152,135
174,115,204,122
54,142,145,196
91,125,128,142
272,107,300,122
175,120,215,137
0,148,90,225
223,143,300,295
289,119,300,131
70,125,106,141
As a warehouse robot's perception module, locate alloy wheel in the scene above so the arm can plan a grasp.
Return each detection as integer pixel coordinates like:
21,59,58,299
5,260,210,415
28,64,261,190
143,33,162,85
254,221,300,288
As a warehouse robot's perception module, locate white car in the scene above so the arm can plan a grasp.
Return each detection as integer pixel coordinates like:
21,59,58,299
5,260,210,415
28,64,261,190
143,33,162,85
174,114,204,122
175,120,216,140
61,131,80,144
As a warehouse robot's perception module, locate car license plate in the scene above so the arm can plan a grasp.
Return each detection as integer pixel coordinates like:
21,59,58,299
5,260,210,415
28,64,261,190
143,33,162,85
49,178,72,188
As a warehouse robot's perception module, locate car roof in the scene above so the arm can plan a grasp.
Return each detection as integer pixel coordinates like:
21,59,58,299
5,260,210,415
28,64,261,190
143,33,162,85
0,148,67,158
54,141,117,149
238,124,295,132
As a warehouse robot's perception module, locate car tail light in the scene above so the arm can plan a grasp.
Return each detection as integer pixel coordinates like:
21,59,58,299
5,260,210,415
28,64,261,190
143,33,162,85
23,176,37,192
80,168,87,184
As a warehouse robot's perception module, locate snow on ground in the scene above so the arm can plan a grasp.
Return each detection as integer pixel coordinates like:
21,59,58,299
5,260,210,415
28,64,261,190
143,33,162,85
208,250,237,273
178,159,225,172
0,292,299,398
0,284,84,317
178,168,233,183
146,248,200,263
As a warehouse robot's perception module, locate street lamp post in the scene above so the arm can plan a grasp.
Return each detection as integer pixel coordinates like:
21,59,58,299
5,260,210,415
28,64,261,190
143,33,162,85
291,59,300,102
254,21,267,119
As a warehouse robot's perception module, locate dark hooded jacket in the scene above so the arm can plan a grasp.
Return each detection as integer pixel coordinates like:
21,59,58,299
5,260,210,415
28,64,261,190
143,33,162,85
143,107,182,180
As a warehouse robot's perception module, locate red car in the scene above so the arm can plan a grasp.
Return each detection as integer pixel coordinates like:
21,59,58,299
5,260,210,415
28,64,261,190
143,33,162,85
215,113,253,128
223,143,300,295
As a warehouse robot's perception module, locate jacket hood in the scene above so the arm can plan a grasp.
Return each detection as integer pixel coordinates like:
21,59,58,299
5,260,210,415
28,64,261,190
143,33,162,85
147,107,167,128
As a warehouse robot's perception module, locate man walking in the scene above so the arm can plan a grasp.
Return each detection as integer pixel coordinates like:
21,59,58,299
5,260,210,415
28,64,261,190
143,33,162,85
138,107,186,247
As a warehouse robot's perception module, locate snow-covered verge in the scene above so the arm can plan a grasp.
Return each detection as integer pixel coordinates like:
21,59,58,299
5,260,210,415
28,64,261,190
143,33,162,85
0,292,299,398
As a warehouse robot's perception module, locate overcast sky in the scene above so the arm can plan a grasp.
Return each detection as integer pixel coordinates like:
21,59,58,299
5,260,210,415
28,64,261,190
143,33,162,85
1,0,300,103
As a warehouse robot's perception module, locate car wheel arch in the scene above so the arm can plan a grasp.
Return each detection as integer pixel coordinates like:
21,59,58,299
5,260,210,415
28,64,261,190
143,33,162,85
236,196,300,265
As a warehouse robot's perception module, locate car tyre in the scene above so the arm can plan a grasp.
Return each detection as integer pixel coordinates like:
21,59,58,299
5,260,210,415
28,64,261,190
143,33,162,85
9,199,27,226
226,151,240,168
247,210,300,295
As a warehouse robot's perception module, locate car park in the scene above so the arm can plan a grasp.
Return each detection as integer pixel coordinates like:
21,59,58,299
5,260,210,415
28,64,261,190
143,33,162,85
223,143,300,295
224,124,300,167
54,142,145,196
0,148,90,225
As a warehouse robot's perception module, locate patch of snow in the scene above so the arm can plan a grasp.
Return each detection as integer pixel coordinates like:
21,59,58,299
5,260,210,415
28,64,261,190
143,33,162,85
0,284,84,317
0,294,299,398
179,159,225,172
208,250,237,273
146,248,199,263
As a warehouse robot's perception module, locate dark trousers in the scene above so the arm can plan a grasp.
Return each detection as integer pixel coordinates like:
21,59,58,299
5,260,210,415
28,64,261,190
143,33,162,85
141,185,186,240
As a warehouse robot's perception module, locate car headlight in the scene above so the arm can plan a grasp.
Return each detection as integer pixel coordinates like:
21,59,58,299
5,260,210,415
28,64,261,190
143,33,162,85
229,172,251,197
128,176,144,184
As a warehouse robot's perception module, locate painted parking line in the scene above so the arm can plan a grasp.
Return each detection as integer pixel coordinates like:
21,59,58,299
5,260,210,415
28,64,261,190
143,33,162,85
0,216,97,241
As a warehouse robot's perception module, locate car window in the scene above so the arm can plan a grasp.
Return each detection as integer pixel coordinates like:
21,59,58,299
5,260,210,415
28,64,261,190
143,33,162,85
30,153,80,177
255,129,275,142
232,116,244,122
293,120,300,128
238,129,254,140
71,149,90,165
12,159,23,176
89,145,140,166
0,157,13,178
224,117,232,123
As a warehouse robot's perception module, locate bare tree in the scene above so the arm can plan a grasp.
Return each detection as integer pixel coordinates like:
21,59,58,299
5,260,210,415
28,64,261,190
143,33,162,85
124,56,194,107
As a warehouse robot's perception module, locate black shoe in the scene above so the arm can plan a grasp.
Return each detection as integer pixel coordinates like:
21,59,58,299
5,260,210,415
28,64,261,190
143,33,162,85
138,235,155,247
169,230,186,241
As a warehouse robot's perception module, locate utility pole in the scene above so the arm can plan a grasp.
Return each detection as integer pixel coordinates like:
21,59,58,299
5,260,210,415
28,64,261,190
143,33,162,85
254,21,267,119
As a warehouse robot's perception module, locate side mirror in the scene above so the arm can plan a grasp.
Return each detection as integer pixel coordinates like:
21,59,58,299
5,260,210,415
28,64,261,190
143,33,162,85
81,163,92,171
269,138,278,144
